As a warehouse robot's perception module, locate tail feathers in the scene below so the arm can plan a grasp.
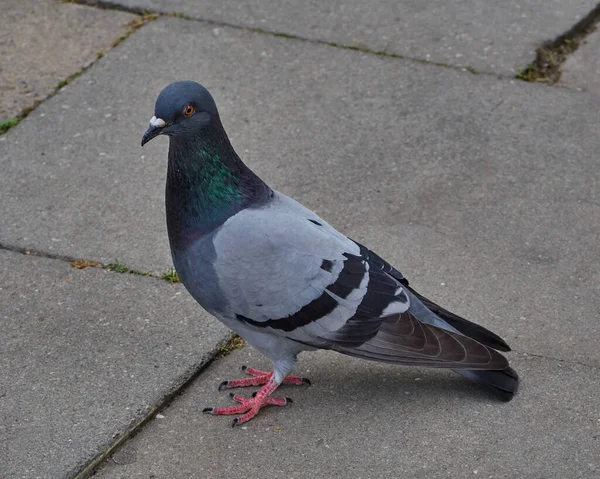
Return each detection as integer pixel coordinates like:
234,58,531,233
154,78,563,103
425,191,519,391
408,286,511,352
454,366,519,402
330,312,510,370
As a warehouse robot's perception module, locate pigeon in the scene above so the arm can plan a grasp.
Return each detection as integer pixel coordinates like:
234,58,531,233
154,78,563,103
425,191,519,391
142,81,519,426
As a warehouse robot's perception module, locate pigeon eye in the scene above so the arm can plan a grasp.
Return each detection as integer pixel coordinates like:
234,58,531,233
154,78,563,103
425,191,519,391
183,105,195,117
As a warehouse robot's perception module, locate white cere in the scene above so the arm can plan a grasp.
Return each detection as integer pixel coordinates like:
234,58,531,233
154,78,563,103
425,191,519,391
149,116,166,127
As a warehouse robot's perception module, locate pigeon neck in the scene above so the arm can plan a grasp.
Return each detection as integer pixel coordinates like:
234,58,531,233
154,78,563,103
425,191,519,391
166,120,271,250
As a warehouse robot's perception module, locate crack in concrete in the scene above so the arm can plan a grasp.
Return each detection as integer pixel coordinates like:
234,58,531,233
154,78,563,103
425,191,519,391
3,246,598,472
0,12,157,136
73,333,243,479
0,242,172,281
74,0,600,88
0,241,79,263
76,345,598,478
72,0,502,78
516,2,600,83
3,2,597,476
4,241,596,372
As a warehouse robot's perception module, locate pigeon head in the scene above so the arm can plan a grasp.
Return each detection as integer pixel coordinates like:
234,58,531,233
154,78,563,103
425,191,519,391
141,81,219,146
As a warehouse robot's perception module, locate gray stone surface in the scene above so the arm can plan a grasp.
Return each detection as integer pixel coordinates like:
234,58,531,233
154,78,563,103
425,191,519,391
0,0,137,122
95,347,600,479
1,17,599,366
0,249,229,479
87,0,598,75
561,28,600,95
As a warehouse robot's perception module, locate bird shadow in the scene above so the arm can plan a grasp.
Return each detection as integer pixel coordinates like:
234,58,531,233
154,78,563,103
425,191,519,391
196,348,521,431
290,356,513,415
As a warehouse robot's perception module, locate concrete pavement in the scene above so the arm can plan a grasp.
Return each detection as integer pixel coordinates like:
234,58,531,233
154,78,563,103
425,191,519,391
3,16,600,362
1,1,599,478
0,0,136,124
562,28,600,94
80,0,597,75
95,347,600,479
0,250,228,478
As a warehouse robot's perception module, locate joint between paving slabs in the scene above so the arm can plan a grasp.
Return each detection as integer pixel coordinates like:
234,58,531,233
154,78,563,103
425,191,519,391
1,244,241,476
8,1,597,135
71,0,495,77
4,245,599,370
5,242,600,468
516,3,600,84
4,4,598,470
0,242,180,283
4,243,599,372
0,11,158,135
75,340,594,479
72,332,243,479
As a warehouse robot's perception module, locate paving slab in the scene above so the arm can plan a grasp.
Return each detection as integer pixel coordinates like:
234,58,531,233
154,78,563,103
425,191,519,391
94,346,600,479
561,28,600,95
90,0,598,75
0,249,229,479
0,0,137,122
1,17,599,367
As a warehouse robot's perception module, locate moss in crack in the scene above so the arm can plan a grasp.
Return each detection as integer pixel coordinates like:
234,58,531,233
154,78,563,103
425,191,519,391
218,334,246,355
0,100,45,136
109,14,159,49
516,45,567,83
57,71,82,90
106,259,152,277
168,12,194,21
0,118,19,133
161,268,181,283
516,4,600,84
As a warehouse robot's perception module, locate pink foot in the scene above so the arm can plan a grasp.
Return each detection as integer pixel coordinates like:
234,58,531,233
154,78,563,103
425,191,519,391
217,365,311,391
204,377,292,426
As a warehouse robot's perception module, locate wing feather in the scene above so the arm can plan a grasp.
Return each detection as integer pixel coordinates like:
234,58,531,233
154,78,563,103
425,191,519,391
214,193,508,371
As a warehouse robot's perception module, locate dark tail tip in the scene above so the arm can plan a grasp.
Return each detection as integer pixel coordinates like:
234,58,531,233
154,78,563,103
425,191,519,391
454,366,519,401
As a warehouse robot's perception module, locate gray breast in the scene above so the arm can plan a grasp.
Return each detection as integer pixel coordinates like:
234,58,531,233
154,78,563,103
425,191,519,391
171,233,228,317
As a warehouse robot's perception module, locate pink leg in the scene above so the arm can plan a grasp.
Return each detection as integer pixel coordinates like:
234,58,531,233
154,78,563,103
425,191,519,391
243,366,311,386
204,375,291,426
218,365,311,391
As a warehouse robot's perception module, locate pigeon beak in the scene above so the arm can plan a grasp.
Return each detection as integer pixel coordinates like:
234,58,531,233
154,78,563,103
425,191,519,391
141,116,166,146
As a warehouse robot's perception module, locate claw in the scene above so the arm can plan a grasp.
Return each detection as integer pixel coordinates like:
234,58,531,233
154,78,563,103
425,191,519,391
206,366,308,426
206,375,294,425
218,380,229,391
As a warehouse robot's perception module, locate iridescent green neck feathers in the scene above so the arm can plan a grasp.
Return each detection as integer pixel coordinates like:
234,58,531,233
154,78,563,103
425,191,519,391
165,124,271,249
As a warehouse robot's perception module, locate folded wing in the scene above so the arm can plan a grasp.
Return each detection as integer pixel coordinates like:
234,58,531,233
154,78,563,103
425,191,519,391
213,196,508,370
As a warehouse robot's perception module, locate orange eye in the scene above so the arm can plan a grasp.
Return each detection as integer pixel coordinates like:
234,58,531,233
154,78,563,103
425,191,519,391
183,105,195,117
